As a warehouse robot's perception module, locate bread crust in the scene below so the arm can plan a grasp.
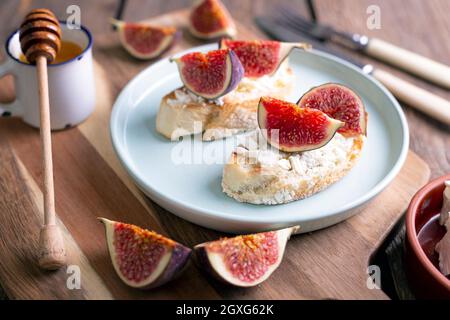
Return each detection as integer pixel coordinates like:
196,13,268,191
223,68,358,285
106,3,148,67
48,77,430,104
156,66,294,141
222,134,365,205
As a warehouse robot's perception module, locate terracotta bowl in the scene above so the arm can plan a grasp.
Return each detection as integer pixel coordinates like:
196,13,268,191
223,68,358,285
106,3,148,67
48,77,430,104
405,174,450,299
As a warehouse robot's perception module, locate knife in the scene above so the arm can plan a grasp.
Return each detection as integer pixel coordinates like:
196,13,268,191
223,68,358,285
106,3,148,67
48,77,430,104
274,7,450,90
255,16,450,126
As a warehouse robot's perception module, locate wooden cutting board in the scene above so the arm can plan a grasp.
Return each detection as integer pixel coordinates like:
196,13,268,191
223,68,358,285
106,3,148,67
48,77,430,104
0,10,430,300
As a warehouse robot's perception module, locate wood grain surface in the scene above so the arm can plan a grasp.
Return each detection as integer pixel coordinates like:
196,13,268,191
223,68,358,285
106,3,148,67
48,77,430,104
0,0,446,300
1,0,447,177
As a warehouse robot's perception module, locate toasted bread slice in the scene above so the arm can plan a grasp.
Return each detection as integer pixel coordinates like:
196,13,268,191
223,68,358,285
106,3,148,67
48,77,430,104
222,131,365,205
156,61,294,141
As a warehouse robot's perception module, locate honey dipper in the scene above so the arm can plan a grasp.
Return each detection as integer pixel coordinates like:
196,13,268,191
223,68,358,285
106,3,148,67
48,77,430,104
20,9,66,270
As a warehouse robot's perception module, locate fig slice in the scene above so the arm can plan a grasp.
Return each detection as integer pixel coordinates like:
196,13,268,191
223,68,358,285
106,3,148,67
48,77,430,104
100,218,191,289
195,226,299,287
111,19,179,60
297,83,367,137
258,97,344,152
220,39,311,78
188,0,236,39
171,49,244,99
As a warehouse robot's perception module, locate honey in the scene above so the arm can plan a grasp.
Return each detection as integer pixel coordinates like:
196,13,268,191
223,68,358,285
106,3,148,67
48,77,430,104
19,40,83,64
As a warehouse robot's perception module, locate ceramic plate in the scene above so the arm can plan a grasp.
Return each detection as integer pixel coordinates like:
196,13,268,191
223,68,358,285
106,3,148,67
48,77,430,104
110,44,409,233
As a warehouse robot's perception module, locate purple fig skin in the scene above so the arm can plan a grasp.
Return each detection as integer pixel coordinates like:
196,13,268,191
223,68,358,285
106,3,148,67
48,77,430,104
224,49,244,96
173,49,244,100
144,244,192,289
115,19,181,60
194,226,299,287
194,245,226,284
296,82,367,137
99,218,192,290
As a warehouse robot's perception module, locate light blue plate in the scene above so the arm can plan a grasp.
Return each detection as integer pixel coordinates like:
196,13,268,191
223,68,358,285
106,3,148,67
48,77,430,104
110,44,409,234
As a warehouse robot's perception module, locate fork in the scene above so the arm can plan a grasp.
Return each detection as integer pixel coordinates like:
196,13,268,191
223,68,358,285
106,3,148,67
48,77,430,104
275,6,450,89
255,14,450,125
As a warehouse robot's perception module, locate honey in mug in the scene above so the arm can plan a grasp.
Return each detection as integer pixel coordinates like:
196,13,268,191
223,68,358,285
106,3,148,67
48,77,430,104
19,40,83,64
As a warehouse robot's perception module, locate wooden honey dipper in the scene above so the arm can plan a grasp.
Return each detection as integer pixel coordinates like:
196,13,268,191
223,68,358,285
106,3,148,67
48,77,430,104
20,9,66,270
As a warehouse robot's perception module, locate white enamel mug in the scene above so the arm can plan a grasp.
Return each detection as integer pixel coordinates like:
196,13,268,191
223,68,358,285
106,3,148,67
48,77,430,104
0,22,95,129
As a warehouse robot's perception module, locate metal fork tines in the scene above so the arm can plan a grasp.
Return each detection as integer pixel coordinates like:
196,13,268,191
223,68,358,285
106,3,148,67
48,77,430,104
275,6,368,50
275,6,332,41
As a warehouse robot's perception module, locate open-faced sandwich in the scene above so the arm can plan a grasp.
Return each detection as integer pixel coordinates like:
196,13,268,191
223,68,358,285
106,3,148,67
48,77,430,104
156,38,367,205
222,84,368,205
156,40,310,141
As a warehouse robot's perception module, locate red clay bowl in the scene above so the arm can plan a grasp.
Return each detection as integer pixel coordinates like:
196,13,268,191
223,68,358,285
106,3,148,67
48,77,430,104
405,174,450,299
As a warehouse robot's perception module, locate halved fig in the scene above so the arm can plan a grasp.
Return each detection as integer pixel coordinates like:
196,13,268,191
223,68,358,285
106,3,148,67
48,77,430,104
188,0,236,39
100,218,191,289
195,226,299,287
297,83,367,136
258,97,344,152
171,49,244,99
220,39,311,78
111,19,179,60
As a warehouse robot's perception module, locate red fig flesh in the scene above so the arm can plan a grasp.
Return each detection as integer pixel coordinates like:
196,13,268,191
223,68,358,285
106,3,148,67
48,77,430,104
297,83,367,137
195,226,299,287
220,39,311,78
100,218,191,289
172,49,244,99
189,0,236,39
112,19,179,60
258,97,344,152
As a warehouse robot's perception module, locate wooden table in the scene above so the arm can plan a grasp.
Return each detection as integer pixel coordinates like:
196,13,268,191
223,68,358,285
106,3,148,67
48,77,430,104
0,0,448,300
1,0,448,178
